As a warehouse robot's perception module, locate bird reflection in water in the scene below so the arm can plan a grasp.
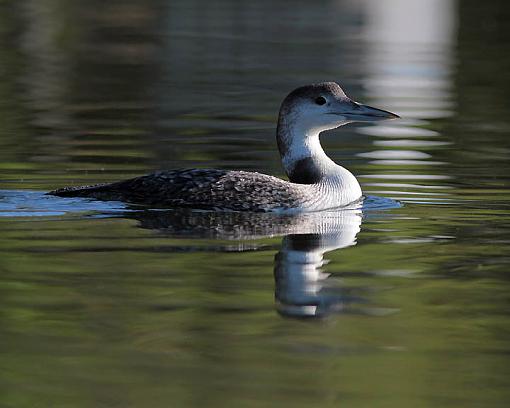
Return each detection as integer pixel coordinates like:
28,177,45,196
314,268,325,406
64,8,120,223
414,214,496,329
274,211,361,318
117,206,363,319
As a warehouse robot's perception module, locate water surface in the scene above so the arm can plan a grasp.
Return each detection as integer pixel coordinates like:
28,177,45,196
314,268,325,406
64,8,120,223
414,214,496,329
1,0,510,407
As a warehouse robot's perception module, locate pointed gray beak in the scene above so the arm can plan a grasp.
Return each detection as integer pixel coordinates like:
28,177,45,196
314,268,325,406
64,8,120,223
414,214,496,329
329,100,400,122
354,102,400,120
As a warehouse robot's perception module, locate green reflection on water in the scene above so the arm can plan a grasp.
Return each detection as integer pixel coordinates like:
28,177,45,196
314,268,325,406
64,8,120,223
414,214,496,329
1,0,510,407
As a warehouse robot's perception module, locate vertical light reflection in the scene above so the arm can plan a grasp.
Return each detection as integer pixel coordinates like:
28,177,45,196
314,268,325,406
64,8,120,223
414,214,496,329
361,0,457,119
357,0,458,202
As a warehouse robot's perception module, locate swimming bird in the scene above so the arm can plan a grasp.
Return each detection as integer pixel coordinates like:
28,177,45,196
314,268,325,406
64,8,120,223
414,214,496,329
49,82,398,213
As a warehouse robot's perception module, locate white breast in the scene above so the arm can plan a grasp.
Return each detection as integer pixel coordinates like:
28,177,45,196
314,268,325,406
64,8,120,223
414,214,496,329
307,170,362,211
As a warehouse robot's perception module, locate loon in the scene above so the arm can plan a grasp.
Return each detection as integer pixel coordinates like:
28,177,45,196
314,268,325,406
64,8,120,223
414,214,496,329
49,82,398,213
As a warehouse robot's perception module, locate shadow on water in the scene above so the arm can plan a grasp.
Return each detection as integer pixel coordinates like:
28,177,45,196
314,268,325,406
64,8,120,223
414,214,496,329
0,190,400,319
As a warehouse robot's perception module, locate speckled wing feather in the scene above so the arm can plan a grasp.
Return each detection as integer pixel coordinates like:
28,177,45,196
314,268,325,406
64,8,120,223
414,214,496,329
48,169,307,212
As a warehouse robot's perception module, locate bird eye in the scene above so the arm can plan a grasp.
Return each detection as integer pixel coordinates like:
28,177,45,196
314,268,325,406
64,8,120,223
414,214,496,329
315,96,327,105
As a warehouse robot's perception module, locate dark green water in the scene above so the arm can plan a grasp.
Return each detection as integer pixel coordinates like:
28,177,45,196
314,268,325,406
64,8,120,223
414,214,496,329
1,0,510,407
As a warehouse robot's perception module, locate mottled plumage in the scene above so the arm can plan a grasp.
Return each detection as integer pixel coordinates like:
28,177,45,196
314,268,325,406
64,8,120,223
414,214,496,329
50,169,312,212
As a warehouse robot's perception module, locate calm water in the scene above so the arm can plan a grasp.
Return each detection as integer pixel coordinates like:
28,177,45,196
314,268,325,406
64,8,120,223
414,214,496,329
1,0,510,407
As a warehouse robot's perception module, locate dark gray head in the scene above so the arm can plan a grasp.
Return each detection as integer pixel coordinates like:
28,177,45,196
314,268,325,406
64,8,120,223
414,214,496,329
278,82,399,135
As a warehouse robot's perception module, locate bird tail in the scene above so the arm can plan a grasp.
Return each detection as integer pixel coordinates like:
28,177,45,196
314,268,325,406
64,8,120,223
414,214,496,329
47,182,114,198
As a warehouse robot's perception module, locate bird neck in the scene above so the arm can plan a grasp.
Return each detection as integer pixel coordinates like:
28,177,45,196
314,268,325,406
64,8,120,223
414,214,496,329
277,117,346,185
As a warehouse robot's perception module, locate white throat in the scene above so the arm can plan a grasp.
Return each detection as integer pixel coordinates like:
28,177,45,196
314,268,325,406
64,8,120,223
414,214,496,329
281,125,335,175
276,118,363,207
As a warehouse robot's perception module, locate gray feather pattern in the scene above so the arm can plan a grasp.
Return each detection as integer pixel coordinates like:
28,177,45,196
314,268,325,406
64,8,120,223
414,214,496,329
48,169,308,212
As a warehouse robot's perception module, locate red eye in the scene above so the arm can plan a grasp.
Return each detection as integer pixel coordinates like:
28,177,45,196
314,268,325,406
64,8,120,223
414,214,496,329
315,96,326,105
